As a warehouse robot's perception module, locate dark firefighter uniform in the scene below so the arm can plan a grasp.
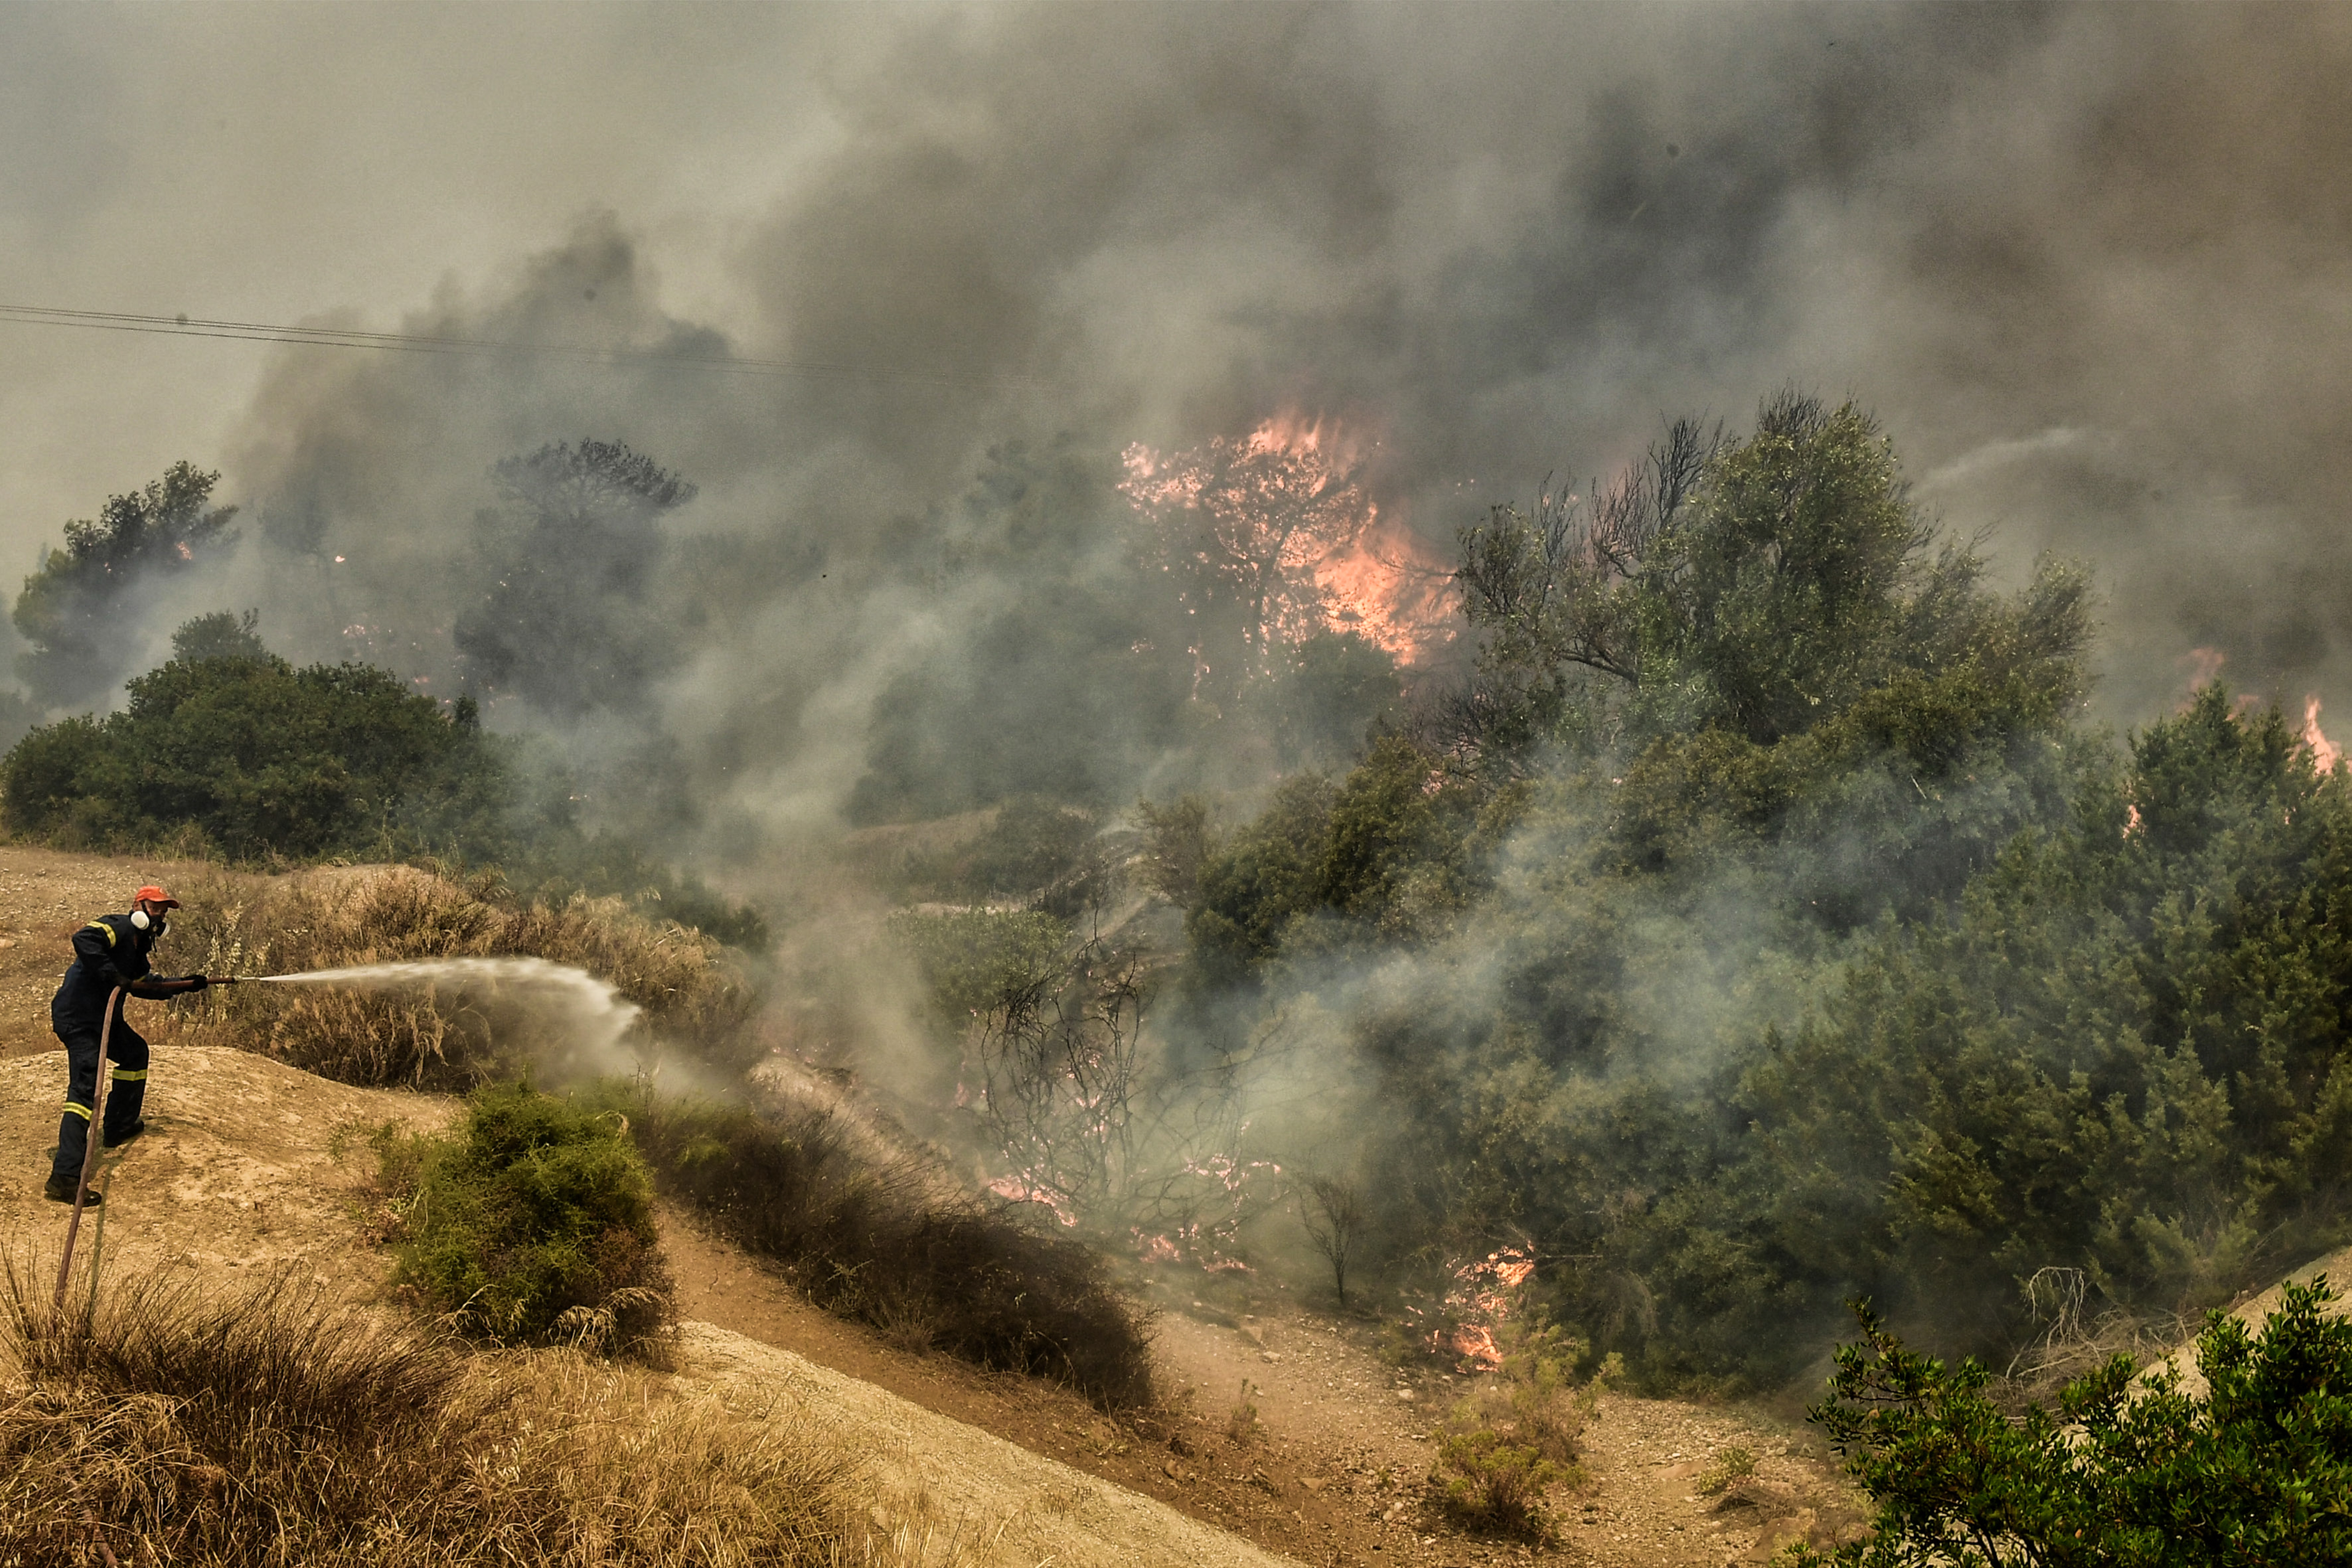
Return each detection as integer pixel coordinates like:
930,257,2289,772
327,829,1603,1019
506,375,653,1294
48,905,203,1196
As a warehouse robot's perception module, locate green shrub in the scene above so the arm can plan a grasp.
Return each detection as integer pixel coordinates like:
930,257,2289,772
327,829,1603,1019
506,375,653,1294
887,905,1070,1027
1799,1276,2352,1566
1470,1317,1604,1471
591,1083,1155,1408
1429,1430,1561,1538
1694,1444,1757,1496
380,1084,672,1358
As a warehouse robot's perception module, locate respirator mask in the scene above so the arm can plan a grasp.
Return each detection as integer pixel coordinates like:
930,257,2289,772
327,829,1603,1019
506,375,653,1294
130,909,168,937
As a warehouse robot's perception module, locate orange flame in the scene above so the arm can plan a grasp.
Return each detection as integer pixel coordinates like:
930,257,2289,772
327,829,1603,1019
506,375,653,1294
2305,695,2342,773
987,1173,1077,1227
1424,1246,1536,1372
1314,518,1457,662
1122,414,1455,666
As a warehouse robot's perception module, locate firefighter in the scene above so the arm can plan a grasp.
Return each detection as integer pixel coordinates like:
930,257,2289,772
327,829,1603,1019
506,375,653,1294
44,886,209,1204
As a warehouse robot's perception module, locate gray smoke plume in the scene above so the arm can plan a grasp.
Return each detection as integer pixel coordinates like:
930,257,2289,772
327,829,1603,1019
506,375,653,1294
4,1,2347,853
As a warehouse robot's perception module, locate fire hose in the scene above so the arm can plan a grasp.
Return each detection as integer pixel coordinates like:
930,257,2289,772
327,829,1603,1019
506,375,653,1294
53,985,121,1310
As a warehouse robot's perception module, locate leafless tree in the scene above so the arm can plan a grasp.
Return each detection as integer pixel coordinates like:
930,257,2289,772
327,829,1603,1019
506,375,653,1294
1298,1174,1368,1307
972,929,1148,1221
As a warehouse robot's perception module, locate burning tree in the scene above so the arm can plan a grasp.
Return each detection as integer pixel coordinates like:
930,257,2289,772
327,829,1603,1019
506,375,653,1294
1120,418,1378,688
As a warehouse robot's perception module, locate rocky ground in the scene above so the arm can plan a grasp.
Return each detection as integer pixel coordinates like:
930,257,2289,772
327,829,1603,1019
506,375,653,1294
669,1203,1869,1566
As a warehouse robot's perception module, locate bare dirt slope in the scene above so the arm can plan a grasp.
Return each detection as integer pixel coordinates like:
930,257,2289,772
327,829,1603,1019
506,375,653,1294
2147,1241,2352,1400
684,1321,1288,1568
670,1197,1864,1568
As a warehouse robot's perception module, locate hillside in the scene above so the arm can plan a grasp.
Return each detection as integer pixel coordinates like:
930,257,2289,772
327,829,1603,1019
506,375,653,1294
0,1044,1287,1568
0,845,1875,1565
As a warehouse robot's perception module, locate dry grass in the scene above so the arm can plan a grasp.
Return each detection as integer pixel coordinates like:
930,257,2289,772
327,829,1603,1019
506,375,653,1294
0,1257,920,1567
1224,1379,1263,1445
155,865,758,1087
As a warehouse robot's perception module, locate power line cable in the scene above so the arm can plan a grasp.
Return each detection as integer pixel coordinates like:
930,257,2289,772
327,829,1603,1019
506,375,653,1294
0,302,1061,393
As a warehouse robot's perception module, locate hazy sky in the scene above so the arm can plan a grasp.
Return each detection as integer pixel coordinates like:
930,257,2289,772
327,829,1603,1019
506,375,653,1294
4,1,2347,733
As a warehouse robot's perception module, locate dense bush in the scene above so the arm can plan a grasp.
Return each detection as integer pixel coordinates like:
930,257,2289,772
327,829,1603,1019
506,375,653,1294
0,614,769,948
1711,686,2352,1362
1428,1431,1562,1538
0,642,509,861
0,1261,860,1566
595,1082,1157,1409
1798,1277,2352,1566
888,905,1070,1028
1158,395,2352,1391
378,1083,674,1357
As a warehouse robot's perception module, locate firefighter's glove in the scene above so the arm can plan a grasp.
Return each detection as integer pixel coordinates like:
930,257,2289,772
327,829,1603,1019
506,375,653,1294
180,974,210,992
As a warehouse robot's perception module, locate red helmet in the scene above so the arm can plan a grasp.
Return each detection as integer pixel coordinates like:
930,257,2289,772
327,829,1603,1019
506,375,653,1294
132,885,181,909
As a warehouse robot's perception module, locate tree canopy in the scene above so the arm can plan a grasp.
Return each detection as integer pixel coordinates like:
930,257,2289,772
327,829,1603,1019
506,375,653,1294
1450,395,2092,766
0,633,505,861
1150,396,2352,1390
13,461,239,707
453,439,697,719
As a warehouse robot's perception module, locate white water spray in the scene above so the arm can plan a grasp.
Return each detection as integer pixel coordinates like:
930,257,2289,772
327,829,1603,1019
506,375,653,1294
255,957,644,1073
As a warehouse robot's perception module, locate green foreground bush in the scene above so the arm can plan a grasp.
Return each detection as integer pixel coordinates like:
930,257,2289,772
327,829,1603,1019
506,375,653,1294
1427,1316,1602,1539
1800,1276,2352,1566
1429,1430,1563,1538
592,1084,1157,1409
377,1084,674,1358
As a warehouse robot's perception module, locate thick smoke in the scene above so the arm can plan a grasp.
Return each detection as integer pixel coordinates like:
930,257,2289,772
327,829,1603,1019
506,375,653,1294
7,2,2348,861
4,0,2346,1374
